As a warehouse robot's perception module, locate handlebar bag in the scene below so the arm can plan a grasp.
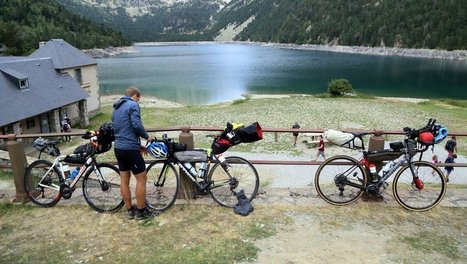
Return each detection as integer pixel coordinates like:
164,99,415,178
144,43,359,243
211,138,232,155
174,150,208,163
236,122,263,143
73,143,95,157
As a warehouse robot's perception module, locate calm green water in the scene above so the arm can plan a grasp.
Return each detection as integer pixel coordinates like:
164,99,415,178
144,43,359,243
98,43,467,105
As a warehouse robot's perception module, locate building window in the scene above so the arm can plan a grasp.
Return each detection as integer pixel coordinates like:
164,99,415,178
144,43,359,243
26,118,35,129
74,68,82,85
19,79,29,89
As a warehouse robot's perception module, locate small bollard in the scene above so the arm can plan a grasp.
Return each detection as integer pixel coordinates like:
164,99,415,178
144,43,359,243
6,134,29,202
178,126,196,199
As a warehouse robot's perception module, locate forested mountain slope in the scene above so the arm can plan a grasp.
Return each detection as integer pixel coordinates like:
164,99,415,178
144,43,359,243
0,0,130,55
212,0,466,50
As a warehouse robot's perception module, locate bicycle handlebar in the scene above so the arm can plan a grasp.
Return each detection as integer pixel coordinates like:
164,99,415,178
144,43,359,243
403,118,437,139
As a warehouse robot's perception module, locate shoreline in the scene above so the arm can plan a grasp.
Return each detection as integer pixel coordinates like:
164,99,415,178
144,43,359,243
85,41,467,60
136,41,467,60
100,94,431,108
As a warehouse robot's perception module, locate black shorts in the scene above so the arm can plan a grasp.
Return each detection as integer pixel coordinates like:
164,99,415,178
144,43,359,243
114,149,146,175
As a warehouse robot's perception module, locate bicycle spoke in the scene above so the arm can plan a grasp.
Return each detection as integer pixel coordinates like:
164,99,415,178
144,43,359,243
209,156,259,208
393,161,445,211
24,160,62,207
315,156,366,205
146,160,179,211
83,163,123,213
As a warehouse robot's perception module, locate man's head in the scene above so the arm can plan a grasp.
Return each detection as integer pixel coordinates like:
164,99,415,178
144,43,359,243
125,86,141,101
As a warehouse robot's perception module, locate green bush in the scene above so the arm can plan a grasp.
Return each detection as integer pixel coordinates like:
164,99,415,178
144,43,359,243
327,79,354,97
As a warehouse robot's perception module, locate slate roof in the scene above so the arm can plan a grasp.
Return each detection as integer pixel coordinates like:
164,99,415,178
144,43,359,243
29,39,96,69
0,57,89,127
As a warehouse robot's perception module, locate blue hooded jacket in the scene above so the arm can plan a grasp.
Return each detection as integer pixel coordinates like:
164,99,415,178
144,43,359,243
111,96,149,150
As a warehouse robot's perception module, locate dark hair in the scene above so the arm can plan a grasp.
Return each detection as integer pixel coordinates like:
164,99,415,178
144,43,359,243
452,154,457,159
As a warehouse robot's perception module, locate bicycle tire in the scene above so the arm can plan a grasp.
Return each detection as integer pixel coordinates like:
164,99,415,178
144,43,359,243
24,160,62,207
146,160,180,211
315,155,367,205
392,161,446,211
82,163,124,213
208,156,259,208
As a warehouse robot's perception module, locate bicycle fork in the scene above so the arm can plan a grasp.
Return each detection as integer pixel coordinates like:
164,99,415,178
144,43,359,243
409,163,424,190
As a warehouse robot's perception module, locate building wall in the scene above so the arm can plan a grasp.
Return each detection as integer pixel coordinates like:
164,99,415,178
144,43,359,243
62,64,100,117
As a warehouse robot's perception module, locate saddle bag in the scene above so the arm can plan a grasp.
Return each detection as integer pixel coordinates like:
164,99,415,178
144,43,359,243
324,129,363,149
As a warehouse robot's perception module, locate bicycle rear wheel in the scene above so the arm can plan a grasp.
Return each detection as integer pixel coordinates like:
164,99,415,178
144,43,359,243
24,160,62,207
315,155,367,205
146,160,179,211
393,161,446,211
208,156,259,208
82,163,123,213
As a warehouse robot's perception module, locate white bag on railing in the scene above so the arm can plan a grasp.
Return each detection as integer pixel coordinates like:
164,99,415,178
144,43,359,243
323,129,363,149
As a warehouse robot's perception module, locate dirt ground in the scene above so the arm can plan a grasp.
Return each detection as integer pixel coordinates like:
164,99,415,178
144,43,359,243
240,205,467,264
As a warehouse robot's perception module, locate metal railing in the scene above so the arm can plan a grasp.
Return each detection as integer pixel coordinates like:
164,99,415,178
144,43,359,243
1,126,466,168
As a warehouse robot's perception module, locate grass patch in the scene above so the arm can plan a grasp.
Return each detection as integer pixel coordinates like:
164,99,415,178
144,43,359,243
0,203,282,264
232,98,249,105
0,170,12,180
438,98,467,108
401,231,462,259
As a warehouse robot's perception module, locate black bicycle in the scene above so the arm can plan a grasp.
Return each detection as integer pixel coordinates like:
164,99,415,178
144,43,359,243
145,135,260,211
314,119,447,211
24,137,123,213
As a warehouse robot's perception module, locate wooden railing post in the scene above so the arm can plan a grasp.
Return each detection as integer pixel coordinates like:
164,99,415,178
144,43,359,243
363,132,385,202
6,134,28,202
178,126,196,199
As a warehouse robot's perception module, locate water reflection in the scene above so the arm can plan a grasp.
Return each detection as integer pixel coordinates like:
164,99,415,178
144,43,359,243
98,44,467,104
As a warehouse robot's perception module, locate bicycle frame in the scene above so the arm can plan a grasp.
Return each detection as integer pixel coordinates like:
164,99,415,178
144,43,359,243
38,155,102,194
156,152,229,192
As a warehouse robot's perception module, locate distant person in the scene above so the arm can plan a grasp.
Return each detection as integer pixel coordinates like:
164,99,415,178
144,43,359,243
112,86,154,220
292,122,300,146
62,117,72,142
313,135,326,161
445,136,457,156
444,154,457,183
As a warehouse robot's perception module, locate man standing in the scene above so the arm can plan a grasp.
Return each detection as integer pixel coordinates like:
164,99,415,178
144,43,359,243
112,86,154,220
314,135,326,161
292,122,300,146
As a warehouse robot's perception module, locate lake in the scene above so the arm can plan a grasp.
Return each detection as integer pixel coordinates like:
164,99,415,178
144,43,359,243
98,43,467,105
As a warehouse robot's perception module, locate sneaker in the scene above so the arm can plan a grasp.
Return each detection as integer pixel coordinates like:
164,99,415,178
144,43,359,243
127,205,136,220
135,207,154,220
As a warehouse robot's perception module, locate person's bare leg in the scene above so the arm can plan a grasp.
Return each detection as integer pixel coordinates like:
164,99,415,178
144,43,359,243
134,171,147,209
120,170,132,209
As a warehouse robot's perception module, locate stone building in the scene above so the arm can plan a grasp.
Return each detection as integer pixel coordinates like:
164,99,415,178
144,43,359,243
0,39,101,147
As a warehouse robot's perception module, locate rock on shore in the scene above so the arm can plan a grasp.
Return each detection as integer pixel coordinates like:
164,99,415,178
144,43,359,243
262,42,467,60
83,46,139,58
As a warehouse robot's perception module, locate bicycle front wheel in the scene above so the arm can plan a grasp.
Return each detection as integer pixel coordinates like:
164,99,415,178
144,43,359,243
208,156,259,208
24,160,62,207
315,155,367,205
393,161,446,211
82,163,124,213
146,160,179,211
